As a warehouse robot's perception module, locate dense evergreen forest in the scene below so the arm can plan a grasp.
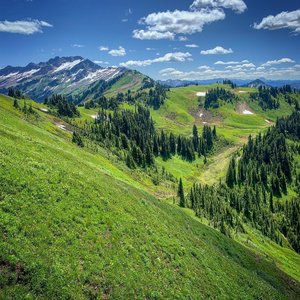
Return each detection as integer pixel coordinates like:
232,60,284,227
44,94,80,117
250,85,299,110
185,111,300,252
75,105,216,168
204,88,237,109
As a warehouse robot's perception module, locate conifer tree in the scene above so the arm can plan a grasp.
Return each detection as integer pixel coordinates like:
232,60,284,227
178,178,185,207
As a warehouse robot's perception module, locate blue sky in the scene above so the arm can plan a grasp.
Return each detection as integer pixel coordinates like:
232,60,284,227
0,0,300,80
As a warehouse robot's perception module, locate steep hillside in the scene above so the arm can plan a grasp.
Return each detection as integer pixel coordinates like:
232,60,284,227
1,94,300,299
104,70,151,97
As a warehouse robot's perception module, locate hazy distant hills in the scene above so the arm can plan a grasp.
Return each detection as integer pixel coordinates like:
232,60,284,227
159,78,300,89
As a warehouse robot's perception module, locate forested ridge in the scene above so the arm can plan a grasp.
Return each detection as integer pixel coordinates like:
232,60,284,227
75,106,217,168
186,111,300,252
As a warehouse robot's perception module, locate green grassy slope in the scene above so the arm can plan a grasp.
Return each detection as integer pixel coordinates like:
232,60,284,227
1,94,300,299
104,70,146,97
150,85,295,187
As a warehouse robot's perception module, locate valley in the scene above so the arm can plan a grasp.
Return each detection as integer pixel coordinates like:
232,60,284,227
0,57,300,299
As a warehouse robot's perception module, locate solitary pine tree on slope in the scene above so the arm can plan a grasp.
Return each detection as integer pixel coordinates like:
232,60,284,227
178,178,185,207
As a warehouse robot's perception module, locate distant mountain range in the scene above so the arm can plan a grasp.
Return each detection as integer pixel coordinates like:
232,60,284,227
0,56,126,102
159,78,300,89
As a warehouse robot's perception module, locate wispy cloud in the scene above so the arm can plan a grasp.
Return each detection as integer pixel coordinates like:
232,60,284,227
0,19,52,34
201,46,233,55
261,57,295,67
253,9,300,35
120,52,192,68
214,60,249,65
99,46,109,51
225,63,256,69
72,43,85,48
94,60,109,65
198,65,211,70
185,44,199,48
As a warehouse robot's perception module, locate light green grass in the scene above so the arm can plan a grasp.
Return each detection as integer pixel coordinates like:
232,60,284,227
1,94,300,299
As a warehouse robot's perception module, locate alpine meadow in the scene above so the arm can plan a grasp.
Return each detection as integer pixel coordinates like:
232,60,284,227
0,0,300,299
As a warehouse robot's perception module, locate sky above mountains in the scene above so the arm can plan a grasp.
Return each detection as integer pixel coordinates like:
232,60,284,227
0,0,299,80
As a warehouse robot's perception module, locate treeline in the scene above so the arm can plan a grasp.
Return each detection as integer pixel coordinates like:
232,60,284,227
182,111,300,252
132,83,168,109
83,96,119,110
83,83,168,111
79,106,216,168
223,79,236,89
204,88,236,109
7,87,24,99
44,94,80,118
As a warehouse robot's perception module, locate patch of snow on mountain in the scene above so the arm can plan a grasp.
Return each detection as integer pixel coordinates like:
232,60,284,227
105,69,121,82
53,59,83,73
0,72,19,80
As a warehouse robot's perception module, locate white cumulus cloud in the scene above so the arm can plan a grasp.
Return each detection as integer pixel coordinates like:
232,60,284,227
108,46,126,57
120,52,192,68
0,19,52,34
201,46,233,55
253,9,300,34
190,0,247,14
133,9,225,40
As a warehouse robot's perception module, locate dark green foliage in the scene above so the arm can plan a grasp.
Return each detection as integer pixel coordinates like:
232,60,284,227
226,157,236,188
8,87,24,99
221,111,300,252
178,178,185,207
84,96,119,110
189,183,241,237
140,76,155,89
187,112,300,252
45,94,80,117
72,132,84,147
250,85,296,111
134,83,168,109
204,88,236,109
223,79,236,89
80,105,216,168
13,98,19,109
